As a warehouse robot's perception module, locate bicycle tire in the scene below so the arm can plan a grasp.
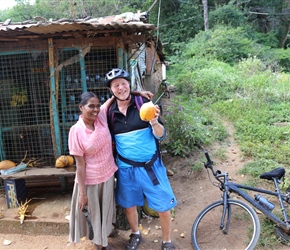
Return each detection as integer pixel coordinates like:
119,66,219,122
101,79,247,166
192,199,260,250
274,226,290,245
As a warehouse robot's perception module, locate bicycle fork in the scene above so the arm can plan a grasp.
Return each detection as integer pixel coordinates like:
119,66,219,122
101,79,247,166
220,193,232,234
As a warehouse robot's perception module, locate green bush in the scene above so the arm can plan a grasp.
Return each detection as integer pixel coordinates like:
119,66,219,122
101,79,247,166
183,26,260,64
260,48,290,72
163,98,227,157
209,5,247,28
170,58,241,104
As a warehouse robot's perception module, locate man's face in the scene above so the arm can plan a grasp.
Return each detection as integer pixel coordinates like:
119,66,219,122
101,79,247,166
110,78,130,100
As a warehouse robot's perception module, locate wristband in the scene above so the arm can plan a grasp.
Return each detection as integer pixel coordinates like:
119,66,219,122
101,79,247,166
150,121,159,127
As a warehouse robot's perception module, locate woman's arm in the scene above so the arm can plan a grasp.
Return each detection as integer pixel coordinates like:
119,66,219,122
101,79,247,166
74,155,88,211
132,90,154,100
102,95,115,109
102,90,153,110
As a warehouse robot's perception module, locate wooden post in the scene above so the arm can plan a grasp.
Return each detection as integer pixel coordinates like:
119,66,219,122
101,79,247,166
48,38,62,158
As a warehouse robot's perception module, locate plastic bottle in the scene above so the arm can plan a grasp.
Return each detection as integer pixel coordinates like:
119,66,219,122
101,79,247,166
254,194,275,211
69,94,75,104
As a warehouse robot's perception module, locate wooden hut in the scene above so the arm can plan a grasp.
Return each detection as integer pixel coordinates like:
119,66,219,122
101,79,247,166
0,12,165,168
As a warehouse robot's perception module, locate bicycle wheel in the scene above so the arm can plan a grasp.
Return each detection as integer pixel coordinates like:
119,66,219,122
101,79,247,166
192,199,260,250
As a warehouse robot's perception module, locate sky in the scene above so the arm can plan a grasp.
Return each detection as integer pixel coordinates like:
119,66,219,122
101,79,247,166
0,0,35,10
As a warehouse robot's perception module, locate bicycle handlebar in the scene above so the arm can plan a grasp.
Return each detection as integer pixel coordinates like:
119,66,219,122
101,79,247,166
204,151,223,179
204,151,214,169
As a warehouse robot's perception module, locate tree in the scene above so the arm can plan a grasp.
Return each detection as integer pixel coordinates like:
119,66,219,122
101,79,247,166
203,0,209,31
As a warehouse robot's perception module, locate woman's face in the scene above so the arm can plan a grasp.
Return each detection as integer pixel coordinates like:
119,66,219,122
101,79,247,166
80,97,101,123
110,78,130,100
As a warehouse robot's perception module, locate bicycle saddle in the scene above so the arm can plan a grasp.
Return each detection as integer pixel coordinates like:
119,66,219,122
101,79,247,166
260,167,285,180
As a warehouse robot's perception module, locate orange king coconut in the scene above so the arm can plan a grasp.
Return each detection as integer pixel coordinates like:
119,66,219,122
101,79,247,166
139,101,157,122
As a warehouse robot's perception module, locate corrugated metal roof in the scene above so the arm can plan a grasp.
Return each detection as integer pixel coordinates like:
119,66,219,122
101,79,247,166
0,11,156,38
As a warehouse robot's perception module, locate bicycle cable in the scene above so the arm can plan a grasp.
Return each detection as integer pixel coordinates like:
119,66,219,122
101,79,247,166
206,168,219,188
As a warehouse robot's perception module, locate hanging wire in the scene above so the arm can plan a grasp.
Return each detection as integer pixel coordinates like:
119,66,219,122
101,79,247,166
150,0,162,75
156,0,161,41
148,0,159,12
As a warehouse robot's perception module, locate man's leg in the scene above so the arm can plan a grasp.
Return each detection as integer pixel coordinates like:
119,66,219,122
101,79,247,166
125,206,139,232
159,210,172,242
125,206,142,250
159,210,175,250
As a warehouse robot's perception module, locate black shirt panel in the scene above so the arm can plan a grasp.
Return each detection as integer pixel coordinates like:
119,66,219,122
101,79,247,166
110,95,149,135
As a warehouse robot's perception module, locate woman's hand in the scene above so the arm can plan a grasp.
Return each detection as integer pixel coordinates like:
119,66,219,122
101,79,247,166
78,194,88,211
133,90,154,100
142,91,154,100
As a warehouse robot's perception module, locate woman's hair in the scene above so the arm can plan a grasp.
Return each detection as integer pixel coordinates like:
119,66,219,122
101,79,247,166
79,92,98,106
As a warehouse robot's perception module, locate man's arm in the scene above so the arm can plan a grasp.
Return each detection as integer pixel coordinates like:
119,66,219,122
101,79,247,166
149,105,165,138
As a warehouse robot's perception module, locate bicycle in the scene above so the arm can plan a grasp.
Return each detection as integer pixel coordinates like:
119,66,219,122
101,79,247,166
191,150,290,250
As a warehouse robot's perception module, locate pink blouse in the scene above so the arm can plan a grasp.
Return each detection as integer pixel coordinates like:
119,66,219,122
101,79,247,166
68,106,117,185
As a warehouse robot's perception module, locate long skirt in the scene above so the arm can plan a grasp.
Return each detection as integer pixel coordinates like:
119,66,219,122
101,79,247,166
69,175,116,246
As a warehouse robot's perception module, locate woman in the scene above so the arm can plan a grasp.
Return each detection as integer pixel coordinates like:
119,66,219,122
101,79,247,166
68,92,117,250
68,90,152,250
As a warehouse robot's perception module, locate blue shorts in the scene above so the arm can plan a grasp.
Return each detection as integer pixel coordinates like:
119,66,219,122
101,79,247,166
115,158,177,212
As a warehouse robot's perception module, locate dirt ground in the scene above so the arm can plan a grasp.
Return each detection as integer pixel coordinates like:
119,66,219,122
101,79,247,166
0,98,289,249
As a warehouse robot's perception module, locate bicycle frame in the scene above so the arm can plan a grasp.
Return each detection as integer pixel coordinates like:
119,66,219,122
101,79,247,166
215,168,290,234
203,149,290,235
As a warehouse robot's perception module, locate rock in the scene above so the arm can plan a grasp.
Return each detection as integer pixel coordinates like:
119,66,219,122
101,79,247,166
166,169,174,176
3,239,12,246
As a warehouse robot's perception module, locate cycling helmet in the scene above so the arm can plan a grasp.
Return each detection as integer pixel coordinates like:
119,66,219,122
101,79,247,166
106,68,130,87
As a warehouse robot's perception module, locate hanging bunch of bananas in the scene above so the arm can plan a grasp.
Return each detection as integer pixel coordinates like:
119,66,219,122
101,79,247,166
10,87,27,107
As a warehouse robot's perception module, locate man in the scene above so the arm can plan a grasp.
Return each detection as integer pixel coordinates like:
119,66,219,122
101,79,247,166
106,68,177,250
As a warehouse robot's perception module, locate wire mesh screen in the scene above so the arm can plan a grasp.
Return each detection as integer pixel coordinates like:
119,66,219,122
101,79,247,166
0,45,117,166
86,47,116,105
0,51,53,165
58,47,117,155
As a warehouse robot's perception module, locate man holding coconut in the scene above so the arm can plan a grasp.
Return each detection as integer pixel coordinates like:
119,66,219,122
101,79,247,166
106,68,177,250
